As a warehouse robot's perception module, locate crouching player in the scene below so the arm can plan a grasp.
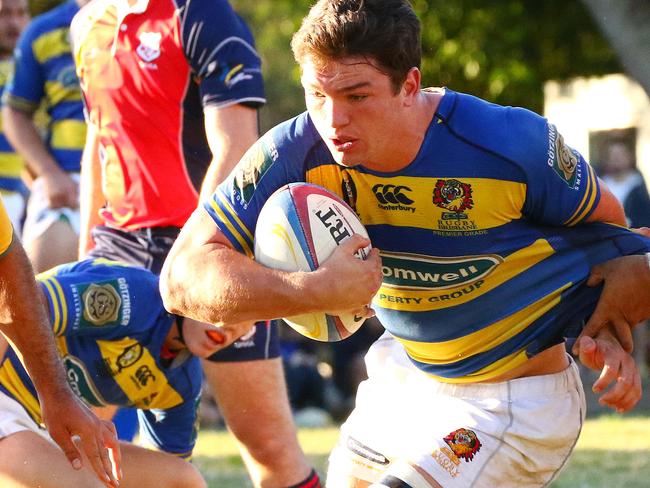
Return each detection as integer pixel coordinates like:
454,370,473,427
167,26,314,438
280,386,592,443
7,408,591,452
0,259,252,488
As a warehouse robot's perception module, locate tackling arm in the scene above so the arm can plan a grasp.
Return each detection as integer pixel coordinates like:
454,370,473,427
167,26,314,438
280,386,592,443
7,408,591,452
78,123,106,258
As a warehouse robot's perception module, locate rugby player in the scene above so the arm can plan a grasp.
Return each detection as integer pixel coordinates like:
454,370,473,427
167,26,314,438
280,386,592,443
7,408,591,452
0,258,249,487
2,0,88,272
161,0,650,486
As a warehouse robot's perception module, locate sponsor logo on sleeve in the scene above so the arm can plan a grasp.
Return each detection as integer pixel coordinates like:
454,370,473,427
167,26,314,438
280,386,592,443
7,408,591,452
547,124,581,189
234,139,278,205
82,283,121,326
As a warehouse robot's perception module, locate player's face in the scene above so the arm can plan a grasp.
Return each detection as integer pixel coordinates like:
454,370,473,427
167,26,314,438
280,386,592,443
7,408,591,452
0,0,28,56
301,56,413,171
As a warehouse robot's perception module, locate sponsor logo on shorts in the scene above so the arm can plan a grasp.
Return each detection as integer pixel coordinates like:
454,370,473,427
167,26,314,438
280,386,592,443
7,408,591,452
547,124,581,189
372,184,416,213
82,283,121,326
346,436,390,465
380,251,502,291
443,428,482,462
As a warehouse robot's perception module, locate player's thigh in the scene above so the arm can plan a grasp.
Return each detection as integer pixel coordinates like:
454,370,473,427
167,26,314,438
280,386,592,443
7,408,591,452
25,219,79,272
119,442,206,488
0,430,105,488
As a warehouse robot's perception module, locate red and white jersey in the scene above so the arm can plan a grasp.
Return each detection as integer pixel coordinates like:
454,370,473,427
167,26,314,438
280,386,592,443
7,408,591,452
72,0,265,229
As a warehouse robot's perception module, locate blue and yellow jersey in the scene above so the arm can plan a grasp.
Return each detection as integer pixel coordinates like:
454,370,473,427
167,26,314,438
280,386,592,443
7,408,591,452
0,197,15,255
205,88,650,383
0,58,26,195
2,0,85,172
0,259,201,457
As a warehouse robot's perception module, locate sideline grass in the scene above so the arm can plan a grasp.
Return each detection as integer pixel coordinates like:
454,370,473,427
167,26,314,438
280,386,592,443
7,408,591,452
192,415,650,487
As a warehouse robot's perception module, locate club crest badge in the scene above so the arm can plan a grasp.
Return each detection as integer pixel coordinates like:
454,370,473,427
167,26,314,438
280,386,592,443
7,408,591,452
433,179,474,219
443,428,482,462
136,32,161,63
82,283,121,326
547,124,581,189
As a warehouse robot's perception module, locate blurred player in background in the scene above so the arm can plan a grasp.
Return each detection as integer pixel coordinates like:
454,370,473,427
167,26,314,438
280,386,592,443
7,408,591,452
0,0,29,233
0,196,120,487
0,258,252,487
2,0,88,272
71,0,319,486
161,1,650,486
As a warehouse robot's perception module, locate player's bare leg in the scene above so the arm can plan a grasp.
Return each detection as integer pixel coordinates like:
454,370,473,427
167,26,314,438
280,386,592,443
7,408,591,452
203,357,313,487
24,219,78,273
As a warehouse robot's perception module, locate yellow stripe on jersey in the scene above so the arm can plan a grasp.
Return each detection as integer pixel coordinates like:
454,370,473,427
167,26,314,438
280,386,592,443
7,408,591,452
374,238,555,311
427,349,530,384
40,279,63,335
44,80,83,106
566,165,598,226
32,28,71,64
96,337,183,410
217,192,254,242
209,196,253,257
3,93,39,113
50,119,86,150
397,281,570,363
0,153,24,178
55,335,69,357
306,165,526,230
0,199,14,255
0,359,43,424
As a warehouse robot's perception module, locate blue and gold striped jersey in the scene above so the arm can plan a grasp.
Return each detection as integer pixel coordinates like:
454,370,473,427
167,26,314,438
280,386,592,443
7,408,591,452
205,88,650,383
2,0,85,172
0,259,201,457
0,58,26,195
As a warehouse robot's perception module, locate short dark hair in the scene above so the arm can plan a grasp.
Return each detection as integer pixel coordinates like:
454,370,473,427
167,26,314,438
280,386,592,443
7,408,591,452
291,0,421,93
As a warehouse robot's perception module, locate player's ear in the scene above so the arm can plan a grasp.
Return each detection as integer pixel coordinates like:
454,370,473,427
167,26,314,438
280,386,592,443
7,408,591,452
401,67,421,104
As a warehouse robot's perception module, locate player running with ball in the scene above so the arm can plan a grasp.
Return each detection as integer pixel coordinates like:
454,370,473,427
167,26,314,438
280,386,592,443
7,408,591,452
161,1,649,486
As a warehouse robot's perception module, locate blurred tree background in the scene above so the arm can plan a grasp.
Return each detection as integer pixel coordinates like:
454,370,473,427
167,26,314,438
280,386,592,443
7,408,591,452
233,0,620,131
32,0,622,132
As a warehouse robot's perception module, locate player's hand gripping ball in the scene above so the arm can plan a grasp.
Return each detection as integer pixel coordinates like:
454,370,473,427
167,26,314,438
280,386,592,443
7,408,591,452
254,183,371,341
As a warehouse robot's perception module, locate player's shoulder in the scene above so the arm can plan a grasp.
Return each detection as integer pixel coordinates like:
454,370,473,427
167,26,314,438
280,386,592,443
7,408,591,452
439,88,548,165
265,111,326,167
70,0,111,52
23,0,78,40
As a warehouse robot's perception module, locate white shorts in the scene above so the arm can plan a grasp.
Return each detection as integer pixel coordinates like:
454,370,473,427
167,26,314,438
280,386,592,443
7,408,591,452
22,173,80,246
327,333,586,488
0,191,26,238
0,391,53,443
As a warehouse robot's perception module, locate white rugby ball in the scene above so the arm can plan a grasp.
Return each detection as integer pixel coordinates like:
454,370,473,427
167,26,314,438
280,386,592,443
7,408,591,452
254,183,370,342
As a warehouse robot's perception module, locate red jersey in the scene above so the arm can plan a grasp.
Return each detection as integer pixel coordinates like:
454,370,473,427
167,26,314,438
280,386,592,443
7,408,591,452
72,0,265,229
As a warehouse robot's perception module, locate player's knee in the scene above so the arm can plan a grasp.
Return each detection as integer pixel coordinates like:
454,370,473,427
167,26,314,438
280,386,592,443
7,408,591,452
168,461,206,488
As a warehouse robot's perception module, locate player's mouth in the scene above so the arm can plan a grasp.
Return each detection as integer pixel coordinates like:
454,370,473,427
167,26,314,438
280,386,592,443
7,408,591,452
330,136,357,152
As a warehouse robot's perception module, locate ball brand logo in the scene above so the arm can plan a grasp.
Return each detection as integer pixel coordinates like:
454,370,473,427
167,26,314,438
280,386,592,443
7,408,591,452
372,184,414,206
315,205,352,246
433,179,473,220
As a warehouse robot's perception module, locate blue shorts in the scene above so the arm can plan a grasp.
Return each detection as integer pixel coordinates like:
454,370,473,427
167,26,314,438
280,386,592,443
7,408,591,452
87,225,280,362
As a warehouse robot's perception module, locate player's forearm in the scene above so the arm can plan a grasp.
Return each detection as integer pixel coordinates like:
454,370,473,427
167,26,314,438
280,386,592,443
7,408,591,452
161,238,319,325
78,124,105,258
1,106,61,178
586,178,627,226
0,241,69,397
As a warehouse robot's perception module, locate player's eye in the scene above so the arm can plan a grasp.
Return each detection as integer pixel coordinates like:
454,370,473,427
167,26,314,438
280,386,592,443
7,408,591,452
348,94,368,102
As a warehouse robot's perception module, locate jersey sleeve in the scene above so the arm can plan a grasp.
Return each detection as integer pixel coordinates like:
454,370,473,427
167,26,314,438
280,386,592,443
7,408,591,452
181,0,265,108
36,260,161,339
511,110,600,226
137,389,200,458
203,116,311,256
2,25,45,114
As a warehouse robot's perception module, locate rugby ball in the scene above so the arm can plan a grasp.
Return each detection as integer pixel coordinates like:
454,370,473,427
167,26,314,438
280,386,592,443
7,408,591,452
254,183,370,342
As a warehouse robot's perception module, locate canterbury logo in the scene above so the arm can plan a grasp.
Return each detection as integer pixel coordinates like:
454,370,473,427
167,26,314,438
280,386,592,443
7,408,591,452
372,184,414,205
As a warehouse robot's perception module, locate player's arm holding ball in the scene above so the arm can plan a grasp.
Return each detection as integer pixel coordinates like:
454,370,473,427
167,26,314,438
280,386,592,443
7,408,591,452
161,207,381,328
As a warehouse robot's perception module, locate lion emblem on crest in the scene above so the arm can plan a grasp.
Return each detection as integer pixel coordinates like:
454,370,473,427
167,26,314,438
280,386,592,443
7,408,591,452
433,179,474,213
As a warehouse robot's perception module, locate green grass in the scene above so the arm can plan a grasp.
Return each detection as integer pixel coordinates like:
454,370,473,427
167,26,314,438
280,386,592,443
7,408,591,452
192,415,650,487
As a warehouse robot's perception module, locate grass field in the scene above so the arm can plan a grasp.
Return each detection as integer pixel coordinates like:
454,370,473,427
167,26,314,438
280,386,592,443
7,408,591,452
191,415,650,487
